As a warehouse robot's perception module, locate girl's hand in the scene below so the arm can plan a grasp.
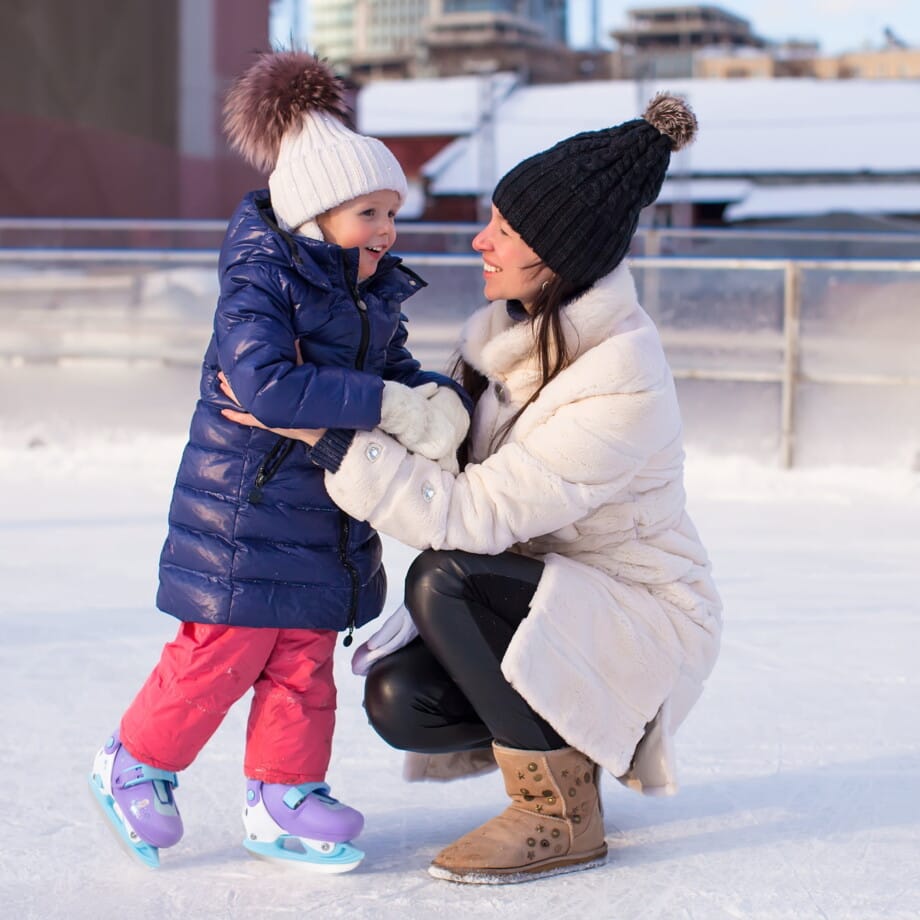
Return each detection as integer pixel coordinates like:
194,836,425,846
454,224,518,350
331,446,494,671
217,370,242,406
220,408,324,445
217,371,325,445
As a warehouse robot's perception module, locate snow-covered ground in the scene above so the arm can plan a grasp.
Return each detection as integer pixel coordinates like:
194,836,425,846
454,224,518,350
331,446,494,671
3,366,920,919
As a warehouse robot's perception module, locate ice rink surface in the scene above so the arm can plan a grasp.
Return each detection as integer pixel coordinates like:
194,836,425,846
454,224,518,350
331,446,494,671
2,364,919,919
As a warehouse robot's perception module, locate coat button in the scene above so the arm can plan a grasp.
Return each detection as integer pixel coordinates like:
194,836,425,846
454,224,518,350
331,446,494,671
365,442,382,461
422,482,435,502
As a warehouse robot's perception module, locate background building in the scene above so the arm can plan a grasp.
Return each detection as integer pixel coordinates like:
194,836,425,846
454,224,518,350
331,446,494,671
697,31,920,79
311,0,430,79
610,5,920,81
610,4,765,78
0,0,271,219
311,0,603,84
383,78,920,229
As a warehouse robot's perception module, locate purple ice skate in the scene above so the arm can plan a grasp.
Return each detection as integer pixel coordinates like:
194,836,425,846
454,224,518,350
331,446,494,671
242,780,365,871
88,731,183,867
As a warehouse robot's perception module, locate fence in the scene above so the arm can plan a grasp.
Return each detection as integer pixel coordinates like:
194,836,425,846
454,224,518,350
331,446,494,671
1,227,919,468
3,218,920,259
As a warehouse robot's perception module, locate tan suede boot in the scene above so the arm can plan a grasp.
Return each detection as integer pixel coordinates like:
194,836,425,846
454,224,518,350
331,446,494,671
428,743,607,884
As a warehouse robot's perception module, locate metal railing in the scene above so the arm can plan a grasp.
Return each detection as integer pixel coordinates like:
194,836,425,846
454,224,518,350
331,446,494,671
630,256,920,466
1,246,918,468
2,218,920,259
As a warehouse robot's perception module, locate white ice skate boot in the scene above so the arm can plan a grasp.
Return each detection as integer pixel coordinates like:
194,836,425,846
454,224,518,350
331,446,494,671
88,731,182,868
242,780,364,872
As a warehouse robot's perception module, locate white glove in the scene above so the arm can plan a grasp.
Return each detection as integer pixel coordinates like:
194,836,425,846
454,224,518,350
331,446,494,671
381,381,468,465
411,386,470,466
380,381,438,445
351,603,419,676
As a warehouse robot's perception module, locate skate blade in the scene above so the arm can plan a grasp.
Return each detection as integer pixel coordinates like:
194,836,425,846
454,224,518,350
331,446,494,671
88,772,160,869
428,850,608,885
243,835,364,873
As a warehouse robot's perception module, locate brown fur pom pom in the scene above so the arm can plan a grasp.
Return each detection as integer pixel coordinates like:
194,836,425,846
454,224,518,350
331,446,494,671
643,93,698,151
223,51,348,172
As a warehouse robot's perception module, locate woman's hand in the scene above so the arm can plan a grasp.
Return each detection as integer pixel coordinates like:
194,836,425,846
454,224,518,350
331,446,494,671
218,371,326,446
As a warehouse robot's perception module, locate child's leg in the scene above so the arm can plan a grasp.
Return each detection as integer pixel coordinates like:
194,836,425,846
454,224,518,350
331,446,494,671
244,628,338,784
120,621,279,772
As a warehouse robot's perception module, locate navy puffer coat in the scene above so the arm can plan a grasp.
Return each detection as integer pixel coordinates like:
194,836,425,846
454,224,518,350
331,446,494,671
156,191,460,634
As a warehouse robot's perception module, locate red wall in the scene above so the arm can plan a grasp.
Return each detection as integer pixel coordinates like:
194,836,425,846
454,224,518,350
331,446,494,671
0,0,270,219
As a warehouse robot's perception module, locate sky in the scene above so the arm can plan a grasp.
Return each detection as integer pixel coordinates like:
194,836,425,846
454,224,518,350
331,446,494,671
271,0,920,56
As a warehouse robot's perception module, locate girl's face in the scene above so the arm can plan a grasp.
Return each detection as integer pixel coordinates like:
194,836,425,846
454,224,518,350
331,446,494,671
317,190,401,282
472,205,555,311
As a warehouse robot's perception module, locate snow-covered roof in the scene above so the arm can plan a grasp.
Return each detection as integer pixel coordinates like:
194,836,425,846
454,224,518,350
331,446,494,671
724,182,920,221
399,180,426,220
657,178,752,204
357,72,518,137
416,79,920,195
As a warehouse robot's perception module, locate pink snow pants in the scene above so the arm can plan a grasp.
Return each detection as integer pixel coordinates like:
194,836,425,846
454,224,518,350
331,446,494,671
120,622,338,785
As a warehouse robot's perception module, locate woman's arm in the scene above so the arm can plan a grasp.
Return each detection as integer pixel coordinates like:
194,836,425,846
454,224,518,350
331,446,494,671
311,389,666,554
221,372,674,554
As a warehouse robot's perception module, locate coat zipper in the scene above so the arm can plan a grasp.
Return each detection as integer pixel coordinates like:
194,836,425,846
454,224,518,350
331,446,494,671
338,515,359,647
337,279,371,646
349,280,370,372
248,437,295,504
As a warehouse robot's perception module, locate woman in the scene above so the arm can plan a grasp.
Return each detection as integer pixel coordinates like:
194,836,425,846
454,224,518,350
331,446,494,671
221,93,722,885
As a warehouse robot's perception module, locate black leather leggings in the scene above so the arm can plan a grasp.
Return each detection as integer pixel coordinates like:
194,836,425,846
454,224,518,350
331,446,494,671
363,549,567,752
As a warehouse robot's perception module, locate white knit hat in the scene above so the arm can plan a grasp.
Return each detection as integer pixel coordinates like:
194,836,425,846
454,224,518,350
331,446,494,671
269,110,408,234
224,51,407,236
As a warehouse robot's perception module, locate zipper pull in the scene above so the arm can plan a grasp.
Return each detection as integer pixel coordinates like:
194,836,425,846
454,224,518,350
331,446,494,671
248,471,266,505
343,625,354,647
350,282,368,311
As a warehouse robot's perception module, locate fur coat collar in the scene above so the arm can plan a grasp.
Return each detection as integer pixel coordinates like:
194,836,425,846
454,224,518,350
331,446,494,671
460,263,642,389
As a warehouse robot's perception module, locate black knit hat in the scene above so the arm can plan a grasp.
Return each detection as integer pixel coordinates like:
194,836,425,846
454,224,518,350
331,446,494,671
492,93,697,289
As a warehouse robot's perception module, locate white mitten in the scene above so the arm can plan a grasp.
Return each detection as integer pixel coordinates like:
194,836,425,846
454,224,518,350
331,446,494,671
380,381,439,446
412,386,470,464
381,381,468,464
350,603,419,676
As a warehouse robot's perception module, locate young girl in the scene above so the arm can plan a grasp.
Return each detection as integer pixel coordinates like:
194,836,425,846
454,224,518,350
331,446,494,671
223,94,723,885
89,51,469,871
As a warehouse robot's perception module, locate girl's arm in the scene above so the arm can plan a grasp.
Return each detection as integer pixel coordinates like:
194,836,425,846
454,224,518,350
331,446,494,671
216,261,385,430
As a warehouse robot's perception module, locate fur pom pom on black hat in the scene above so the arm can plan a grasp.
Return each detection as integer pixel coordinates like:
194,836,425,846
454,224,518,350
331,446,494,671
643,92,698,151
492,93,697,290
222,49,407,235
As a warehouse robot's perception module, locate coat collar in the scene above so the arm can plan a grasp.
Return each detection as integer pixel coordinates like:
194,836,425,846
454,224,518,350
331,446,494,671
230,191,425,301
460,262,641,380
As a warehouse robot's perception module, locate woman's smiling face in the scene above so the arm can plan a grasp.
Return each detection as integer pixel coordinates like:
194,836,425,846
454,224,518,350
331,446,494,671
471,205,555,311
317,190,401,282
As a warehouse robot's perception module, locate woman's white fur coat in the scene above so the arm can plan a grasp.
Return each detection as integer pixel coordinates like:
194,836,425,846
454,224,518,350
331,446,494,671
324,263,722,795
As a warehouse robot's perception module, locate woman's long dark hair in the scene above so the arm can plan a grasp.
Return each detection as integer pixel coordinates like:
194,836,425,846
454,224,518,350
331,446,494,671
451,271,587,468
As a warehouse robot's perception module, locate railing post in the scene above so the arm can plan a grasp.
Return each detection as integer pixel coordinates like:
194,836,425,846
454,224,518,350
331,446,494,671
780,262,802,468
644,229,660,319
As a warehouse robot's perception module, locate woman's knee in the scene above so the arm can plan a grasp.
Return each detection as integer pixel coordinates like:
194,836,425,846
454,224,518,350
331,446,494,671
363,655,420,751
405,549,469,632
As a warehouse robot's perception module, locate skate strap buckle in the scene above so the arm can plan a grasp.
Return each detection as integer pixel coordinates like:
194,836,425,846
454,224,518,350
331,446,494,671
282,782,332,810
116,763,180,791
